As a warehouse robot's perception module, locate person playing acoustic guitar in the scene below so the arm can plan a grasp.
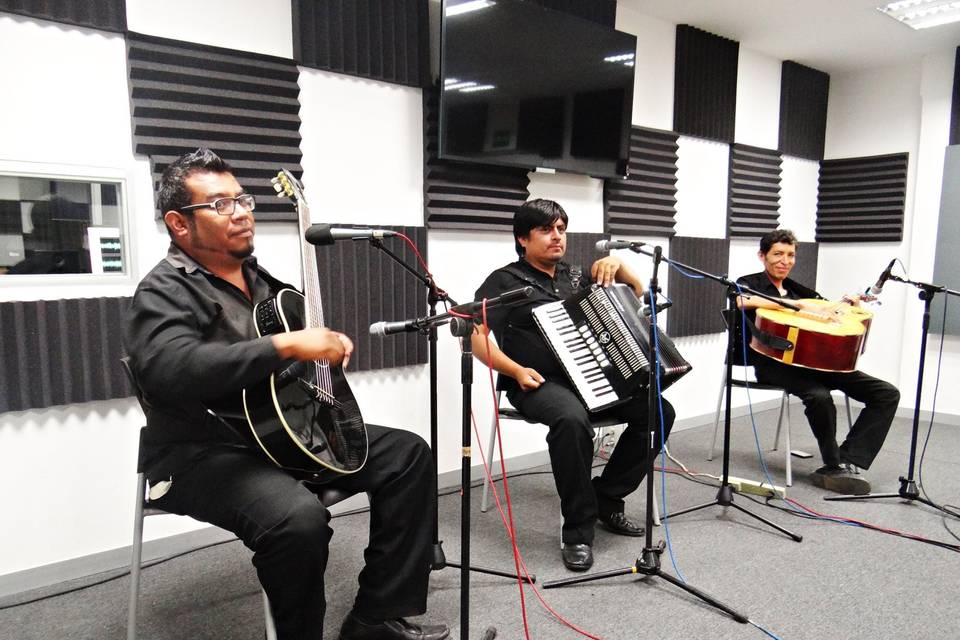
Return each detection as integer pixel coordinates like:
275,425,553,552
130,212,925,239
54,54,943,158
735,229,900,495
124,149,448,640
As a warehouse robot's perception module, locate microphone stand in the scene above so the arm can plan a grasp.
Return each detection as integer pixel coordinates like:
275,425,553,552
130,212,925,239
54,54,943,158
825,274,960,512
406,293,532,640
542,245,752,626
366,239,531,585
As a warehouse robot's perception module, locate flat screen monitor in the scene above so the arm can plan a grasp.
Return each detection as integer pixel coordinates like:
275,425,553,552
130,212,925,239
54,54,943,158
439,0,636,179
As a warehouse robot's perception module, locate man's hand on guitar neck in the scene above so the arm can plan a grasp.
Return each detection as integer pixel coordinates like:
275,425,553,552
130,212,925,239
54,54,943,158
272,327,355,368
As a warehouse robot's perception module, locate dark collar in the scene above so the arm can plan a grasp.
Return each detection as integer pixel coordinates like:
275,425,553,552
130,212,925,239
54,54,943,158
164,242,259,276
516,258,570,280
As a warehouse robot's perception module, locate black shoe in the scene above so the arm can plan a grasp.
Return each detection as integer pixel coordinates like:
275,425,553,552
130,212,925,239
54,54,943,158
810,463,871,495
339,611,450,640
561,543,594,571
598,511,645,537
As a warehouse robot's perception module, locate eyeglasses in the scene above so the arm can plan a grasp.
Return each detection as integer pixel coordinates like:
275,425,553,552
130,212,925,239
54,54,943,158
180,194,256,216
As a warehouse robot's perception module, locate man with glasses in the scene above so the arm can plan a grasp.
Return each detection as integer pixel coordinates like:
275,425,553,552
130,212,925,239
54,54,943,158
124,149,448,640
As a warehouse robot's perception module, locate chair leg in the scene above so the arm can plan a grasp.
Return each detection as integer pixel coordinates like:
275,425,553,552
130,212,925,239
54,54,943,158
844,394,854,432
708,371,727,461
772,392,787,451
480,412,500,513
263,590,277,640
651,484,661,526
127,474,147,640
784,396,792,487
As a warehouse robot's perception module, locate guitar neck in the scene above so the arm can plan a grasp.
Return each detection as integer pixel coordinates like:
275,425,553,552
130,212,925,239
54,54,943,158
295,190,325,330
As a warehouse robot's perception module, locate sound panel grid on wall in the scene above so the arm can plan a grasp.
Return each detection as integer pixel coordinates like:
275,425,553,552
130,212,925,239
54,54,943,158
0,297,132,413
526,0,617,27
293,0,429,88
564,232,610,277
604,127,679,237
727,143,783,238
0,0,126,32
314,226,428,371
790,241,820,292
674,25,739,144
779,61,830,161
127,32,303,222
816,153,907,243
666,237,730,338
423,89,531,231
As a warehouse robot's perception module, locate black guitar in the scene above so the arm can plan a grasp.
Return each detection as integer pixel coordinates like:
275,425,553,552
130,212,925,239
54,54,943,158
242,169,368,475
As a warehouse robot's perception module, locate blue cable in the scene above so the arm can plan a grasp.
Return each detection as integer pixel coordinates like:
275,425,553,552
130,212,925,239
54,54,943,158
749,619,784,639
648,285,688,583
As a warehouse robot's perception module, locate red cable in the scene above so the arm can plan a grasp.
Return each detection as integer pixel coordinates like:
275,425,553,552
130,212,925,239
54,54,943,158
474,302,605,640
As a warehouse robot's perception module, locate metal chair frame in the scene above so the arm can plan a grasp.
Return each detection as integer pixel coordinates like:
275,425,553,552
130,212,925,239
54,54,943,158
122,358,352,640
480,390,660,527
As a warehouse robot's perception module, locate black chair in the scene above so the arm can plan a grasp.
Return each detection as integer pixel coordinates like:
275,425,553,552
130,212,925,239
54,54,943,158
122,358,355,639
480,389,660,525
707,310,853,488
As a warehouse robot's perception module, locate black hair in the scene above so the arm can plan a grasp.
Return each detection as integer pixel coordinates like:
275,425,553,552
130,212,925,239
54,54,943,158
156,148,233,236
512,198,568,257
759,228,798,255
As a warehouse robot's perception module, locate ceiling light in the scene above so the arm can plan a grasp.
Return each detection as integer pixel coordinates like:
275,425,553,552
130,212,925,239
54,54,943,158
604,53,635,63
444,81,477,91
877,0,960,29
445,0,496,17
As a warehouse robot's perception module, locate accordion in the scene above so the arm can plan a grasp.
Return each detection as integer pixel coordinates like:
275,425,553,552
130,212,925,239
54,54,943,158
532,284,691,412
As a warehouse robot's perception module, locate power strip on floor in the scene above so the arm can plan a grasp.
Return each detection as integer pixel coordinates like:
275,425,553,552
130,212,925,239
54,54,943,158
728,475,786,499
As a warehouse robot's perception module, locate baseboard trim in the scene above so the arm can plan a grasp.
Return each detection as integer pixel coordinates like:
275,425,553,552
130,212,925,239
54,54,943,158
0,493,370,601
6,400,953,600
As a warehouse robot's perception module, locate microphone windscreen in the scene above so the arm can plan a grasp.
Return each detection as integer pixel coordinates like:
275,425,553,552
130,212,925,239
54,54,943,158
305,224,335,246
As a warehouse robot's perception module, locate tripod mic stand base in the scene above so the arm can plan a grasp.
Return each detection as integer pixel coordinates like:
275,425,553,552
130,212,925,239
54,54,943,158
541,540,748,624
432,540,535,582
824,476,938,510
662,483,803,543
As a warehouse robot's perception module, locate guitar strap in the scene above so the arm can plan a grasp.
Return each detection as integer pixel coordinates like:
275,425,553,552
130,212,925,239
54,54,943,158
743,313,794,352
499,263,582,301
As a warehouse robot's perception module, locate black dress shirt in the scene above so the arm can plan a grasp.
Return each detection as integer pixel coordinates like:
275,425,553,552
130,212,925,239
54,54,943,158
735,270,824,366
735,271,823,324
124,244,294,480
474,259,590,394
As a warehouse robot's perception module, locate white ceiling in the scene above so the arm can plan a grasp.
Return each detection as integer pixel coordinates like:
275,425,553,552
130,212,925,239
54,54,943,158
627,0,960,74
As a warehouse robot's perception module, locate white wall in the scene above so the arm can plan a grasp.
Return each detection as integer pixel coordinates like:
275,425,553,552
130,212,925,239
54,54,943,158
905,50,960,414
735,47,781,149
1,5,956,580
822,63,921,390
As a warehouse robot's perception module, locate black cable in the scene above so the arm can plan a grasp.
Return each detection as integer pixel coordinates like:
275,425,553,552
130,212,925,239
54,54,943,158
943,514,960,543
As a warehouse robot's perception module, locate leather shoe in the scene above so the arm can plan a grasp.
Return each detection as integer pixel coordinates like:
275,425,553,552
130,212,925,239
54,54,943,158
561,542,594,571
339,611,450,640
598,511,645,537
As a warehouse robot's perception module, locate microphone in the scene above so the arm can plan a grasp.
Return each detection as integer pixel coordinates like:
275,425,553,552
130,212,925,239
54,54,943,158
596,239,644,251
369,317,440,337
370,286,534,337
305,224,397,246
447,286,534,316
867,258,896,295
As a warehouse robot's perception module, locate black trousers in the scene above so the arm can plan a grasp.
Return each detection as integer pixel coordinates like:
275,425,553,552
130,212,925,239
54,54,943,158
150,424,435,640
751,356,899,469
509,379,675,545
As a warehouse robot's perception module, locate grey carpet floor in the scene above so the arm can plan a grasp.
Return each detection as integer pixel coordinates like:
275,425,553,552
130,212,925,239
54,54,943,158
1,407,958,639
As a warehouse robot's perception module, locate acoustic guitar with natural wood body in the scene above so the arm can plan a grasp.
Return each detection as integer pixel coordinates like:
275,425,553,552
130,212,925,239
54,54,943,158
751,298,873,372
